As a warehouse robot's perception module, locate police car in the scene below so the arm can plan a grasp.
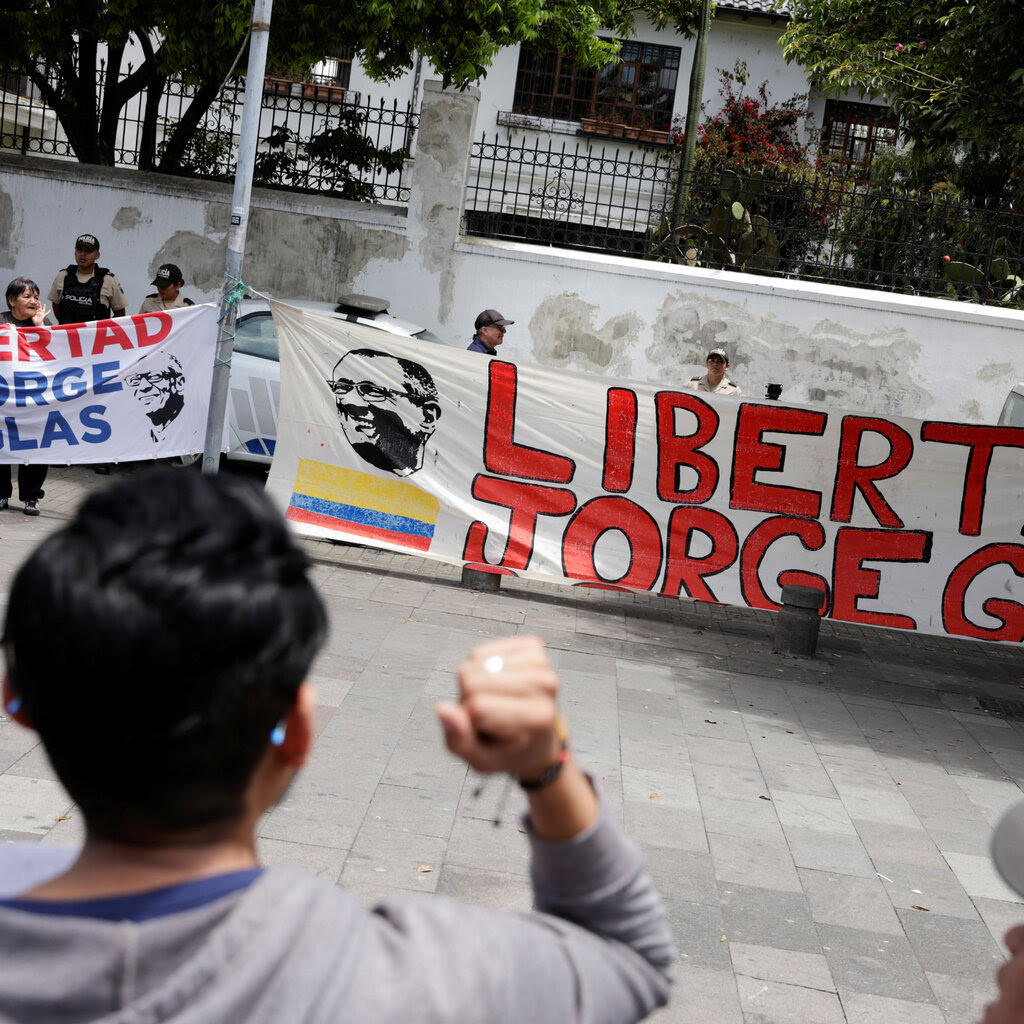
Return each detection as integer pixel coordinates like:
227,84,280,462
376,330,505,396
998,383,1024,427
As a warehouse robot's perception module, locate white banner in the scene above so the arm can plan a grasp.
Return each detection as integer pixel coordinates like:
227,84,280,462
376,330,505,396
0,304,219,464
265,301,1024,644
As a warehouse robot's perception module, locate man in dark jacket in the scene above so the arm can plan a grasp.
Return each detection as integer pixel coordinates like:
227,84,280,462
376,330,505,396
468,308,514,355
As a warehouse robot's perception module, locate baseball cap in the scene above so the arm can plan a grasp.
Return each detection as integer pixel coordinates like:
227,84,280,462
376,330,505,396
152,263,184,287
707,347,729,361
75,234,99,251
475,309,515,330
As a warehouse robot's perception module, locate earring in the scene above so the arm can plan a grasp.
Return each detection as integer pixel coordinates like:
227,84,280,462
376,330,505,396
4,697,22,716
269,719,286,746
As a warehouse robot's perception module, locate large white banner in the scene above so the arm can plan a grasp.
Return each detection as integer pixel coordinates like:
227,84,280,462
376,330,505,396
0,304,218,464
265,301,1024,644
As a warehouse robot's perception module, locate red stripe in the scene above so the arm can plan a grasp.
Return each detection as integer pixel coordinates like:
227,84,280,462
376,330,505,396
286,506,432,551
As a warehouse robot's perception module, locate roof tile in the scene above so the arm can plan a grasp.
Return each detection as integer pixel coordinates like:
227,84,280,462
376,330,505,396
718,0,791,16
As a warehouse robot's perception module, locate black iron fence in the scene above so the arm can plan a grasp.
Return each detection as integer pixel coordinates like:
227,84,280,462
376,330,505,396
465,133,1024,306
465,132,676,256
0,64,416,203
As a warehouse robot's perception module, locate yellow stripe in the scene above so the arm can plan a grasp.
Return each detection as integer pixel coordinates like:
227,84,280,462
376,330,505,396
295,458,439,523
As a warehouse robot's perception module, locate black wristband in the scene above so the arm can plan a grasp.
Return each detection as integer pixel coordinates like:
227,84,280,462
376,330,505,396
518,741,569,791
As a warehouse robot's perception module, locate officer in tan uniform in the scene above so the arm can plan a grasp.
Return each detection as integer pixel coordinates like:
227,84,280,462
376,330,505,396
139,264,194,314
687,347,741,396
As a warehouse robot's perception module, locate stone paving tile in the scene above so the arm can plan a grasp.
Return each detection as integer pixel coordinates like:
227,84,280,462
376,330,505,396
622,801,709,854
662,894,734,970
1,743,59,783
257,837,346,883
926,971,996,1024
816,924,934,1001
617,686,681,719
943,850,1023,903
645,846,719,907
953,774,1024,825
875,857,985,921
691,763,767,804
840,992,946,1024
684,734,761,771
0,776,77,837
621,765,700,811
799,868,904,935
897,908,1006,977
718,883,820,954
729,941,835,990
708,833,802,893
435,863,534,912
363,783,460,840
785,826,877,879
647,964,743,1024
974,895,1024,947
771,791,858,836
832,781,922,827
734,974,846,1023
340,823,450,894
443,808,532,877
759,758,838,798
701,793,787,846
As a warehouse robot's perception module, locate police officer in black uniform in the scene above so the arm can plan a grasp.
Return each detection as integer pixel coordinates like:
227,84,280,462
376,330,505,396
48,234,128,474
47,234,127,325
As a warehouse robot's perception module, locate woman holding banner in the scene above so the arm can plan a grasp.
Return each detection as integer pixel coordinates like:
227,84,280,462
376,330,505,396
0,277,52,515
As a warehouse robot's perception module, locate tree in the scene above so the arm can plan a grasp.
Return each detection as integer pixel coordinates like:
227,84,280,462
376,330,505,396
779,0,1024,206
5,0,641,171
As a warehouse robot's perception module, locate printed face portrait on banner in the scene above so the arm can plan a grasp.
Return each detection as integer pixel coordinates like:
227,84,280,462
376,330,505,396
126,352,186,442
327,348,441,477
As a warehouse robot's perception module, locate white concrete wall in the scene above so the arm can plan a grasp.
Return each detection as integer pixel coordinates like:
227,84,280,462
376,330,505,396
401,238,1023,424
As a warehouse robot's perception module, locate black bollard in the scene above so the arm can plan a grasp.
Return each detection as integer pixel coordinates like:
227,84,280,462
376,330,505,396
773,583,824,657
461,565,502,593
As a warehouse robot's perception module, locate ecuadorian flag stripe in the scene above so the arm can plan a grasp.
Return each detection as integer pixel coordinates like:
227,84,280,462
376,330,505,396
287,458,439,551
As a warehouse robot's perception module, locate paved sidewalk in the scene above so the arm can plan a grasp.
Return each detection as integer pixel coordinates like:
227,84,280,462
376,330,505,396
2,465,1024,1023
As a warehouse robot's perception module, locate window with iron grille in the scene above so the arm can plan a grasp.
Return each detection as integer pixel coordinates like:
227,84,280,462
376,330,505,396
512,40,680,130
822,99,898,170
310,47,354,89
0,67,32,99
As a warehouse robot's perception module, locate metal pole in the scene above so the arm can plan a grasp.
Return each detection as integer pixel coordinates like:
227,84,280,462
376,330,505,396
202,0,274,474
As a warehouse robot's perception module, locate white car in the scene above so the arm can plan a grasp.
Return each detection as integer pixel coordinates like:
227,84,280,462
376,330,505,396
998,383,1024,427
223,295,449,464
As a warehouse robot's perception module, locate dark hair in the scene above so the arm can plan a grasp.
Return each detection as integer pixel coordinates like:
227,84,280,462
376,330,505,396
3,469,327,841
335,348,439,404
5,277,39,310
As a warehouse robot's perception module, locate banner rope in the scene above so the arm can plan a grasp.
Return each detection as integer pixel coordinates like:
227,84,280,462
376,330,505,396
214,277,264,368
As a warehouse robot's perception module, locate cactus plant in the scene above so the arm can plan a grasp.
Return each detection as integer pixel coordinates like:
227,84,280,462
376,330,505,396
941,238,1024,306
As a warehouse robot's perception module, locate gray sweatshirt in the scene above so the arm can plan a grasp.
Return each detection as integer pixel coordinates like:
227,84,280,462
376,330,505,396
0,808,674,1023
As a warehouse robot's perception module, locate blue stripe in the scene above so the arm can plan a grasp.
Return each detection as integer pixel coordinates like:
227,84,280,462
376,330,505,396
289,492,435,538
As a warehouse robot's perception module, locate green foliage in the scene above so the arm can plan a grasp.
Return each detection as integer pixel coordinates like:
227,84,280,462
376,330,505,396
653,65,825,274
162,104,239,179
252,114,408,201
779,0,1024,207
3,0,644,170
940,240,1024,307
678,61,811,171
635,0,713,40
